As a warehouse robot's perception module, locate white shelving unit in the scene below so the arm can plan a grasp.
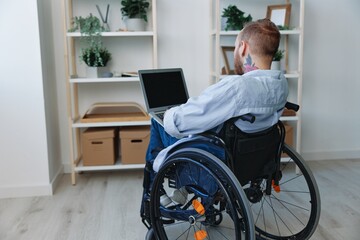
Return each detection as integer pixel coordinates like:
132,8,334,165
61,0,157,184
210,0,304,154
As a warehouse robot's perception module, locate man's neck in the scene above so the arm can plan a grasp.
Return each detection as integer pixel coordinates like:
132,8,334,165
243,54,259,73
243,54,271,72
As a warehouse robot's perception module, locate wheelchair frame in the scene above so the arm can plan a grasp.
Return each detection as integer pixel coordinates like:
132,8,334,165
141,103,321,240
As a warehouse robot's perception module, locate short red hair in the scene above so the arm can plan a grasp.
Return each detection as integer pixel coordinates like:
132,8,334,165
239,19,280,59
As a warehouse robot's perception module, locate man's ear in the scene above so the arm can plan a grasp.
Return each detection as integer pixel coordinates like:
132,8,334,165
240,41,247,57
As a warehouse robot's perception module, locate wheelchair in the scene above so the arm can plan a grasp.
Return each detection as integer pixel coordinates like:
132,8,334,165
141,102,321,240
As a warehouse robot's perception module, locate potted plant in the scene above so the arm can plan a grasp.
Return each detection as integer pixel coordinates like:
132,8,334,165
81,47,112,78
81,47,111,67
121,0,150,31
68,14,105,35
222,5,252,31
68,14,112,78
271,49,284,70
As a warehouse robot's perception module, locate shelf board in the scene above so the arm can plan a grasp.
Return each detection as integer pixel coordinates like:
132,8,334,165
284,72,300,78
280,157,292,162
280,116,299,121
280,29,302,35
74,159,145,172
67,31,154,37
219,30,239,36
72,119,151,128
217,71,299,79
69,76,139,83
219,29,301,36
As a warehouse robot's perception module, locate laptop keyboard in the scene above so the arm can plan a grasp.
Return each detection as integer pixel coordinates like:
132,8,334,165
156,112,165,120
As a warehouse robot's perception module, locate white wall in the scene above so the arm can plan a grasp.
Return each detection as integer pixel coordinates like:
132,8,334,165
157,0,210,97
301,0,360,160
37,0,64,187
0,0,51,198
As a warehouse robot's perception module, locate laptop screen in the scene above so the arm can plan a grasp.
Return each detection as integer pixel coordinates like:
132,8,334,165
139,68,189,110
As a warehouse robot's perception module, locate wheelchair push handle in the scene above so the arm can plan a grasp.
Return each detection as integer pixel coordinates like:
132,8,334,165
285,102,300,112
239,113,256,123
238,102,299,124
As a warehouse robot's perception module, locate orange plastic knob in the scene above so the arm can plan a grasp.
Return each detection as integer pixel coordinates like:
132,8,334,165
194,230,207,240
192,199,205,215
272,180,281,193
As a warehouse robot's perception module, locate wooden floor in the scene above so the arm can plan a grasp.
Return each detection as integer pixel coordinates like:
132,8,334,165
0,159,359,240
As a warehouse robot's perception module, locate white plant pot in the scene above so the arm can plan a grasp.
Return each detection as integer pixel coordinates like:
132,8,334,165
86,67,100,78
271,61,281,70
126,18,146,31
86,66,109,78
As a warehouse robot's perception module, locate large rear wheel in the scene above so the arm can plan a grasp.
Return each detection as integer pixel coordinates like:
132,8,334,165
246,144,321,239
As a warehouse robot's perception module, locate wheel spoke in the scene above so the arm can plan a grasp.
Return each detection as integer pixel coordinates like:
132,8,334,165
280,174,303,186
268,194,281,237
269,195,310,212
263,196,295,235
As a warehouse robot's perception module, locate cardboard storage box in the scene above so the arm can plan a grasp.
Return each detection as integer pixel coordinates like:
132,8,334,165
120,126,150,164
82,127,116,166
282,124,294,157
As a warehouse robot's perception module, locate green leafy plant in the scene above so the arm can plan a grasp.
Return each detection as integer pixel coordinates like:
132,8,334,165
68,14,111,67
222,5,252,31
273,50,285,61
81,46,112,67
121,0,150,22
277,25,291,30
68,14,105,35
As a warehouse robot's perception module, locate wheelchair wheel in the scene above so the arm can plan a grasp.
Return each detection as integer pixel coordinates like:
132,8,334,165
145,228,155,240
150,148,255,240
245,144,321,240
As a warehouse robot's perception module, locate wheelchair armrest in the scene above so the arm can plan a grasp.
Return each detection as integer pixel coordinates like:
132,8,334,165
239,113,256,123
285,102,300,112
197,132,226,147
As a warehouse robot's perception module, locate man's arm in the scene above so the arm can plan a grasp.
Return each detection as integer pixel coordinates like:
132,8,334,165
163,77,238,138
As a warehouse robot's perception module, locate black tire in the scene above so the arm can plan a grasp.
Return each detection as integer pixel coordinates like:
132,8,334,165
247,144,321,239
145,228,155,240
150,148,255,240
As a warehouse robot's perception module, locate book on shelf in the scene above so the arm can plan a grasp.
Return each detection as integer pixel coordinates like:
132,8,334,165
121,72,138,77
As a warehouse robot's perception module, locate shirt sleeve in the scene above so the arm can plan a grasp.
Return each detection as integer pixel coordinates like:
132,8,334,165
163,77,238,138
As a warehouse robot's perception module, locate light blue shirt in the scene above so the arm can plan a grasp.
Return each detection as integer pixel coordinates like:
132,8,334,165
164,70,289,138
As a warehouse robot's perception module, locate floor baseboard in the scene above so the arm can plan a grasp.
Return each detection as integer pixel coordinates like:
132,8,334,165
50,165,64,194
302,149,360,161
0,166,64,199
0,184,52,199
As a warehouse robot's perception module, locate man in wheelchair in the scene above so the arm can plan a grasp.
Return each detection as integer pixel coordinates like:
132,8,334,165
145,17,287,185
141,19,320,240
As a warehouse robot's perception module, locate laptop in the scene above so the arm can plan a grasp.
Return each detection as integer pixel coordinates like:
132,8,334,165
138,68,189,125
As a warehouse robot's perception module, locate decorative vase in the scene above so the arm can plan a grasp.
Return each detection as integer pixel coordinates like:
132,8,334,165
86,67,100,78
126,18,145,31
102,22,110,32
86,66,111,78
271,61,281,70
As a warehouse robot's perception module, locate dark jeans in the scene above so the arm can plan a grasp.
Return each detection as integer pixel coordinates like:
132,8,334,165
141,118,225,222
145,118,179,165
